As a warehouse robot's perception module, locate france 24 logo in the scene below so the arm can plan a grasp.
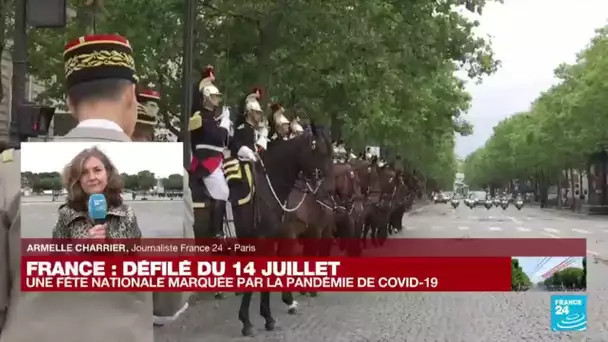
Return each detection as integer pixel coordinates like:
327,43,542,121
551,295,587,332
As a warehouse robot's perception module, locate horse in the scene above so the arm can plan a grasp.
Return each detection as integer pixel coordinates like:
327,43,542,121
332,161,364,256
388,168,421,234
276,125,334,307
230,123,333,336
283,159,364,302
354,158,388,247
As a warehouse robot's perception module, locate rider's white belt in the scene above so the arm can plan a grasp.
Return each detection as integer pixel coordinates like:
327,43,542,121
195,144,224,152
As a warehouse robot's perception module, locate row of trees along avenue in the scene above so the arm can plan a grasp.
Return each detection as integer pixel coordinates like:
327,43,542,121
15,0,502,191
21,171,184,193
511,258,587,291
463,26,608,208
539,258,586,291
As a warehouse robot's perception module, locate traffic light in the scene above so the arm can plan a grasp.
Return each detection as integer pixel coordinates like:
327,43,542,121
17,103,55,137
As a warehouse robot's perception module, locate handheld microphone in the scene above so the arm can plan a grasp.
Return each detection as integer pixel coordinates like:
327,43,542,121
88,194,108,225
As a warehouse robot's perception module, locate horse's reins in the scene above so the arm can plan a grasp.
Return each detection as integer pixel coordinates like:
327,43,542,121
251,156,309,213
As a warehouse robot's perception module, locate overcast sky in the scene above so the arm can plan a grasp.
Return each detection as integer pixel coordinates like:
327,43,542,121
455,0,608,158
21,142,183,178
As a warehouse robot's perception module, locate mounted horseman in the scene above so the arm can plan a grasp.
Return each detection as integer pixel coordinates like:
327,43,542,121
234,87,268,154
268,103,292,143
223,97,334,336
188,65,231,240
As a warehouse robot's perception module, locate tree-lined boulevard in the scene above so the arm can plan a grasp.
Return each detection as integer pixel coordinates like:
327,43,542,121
463,26,608,209
6,0,608,340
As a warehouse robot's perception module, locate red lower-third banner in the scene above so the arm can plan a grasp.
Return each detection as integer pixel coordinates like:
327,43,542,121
22,256,511,292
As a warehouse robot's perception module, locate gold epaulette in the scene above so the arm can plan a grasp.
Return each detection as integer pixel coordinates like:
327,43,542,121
189,112,202,131
1,149,14,163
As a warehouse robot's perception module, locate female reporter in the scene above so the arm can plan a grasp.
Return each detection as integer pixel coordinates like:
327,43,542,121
52,146,142,239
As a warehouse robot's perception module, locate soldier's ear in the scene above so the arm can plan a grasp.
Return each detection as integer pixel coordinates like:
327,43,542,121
66,96,78,118
124,83,137,107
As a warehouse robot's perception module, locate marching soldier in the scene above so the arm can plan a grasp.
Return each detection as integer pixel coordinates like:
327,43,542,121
269,103,291,141
189,65,231,238
133,88,161,141
0,33,192,342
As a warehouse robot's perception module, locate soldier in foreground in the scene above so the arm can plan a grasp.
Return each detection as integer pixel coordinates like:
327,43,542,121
0,147,20,341
59,34,137,142
0,33,192,342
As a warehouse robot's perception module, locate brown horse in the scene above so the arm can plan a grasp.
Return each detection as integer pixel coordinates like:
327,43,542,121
388,168,422,233
232,123,332,336
269,124,334,314
332,161,364,256
281,161,362,306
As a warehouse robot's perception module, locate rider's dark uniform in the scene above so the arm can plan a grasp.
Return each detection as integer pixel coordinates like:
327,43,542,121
188,66,229,239
230,121,256,158
189,107,228,179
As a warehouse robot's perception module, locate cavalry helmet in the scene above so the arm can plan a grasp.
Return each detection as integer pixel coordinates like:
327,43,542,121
245,87,263,113
290,117,304,133
198,65,221,97
271,103,290,125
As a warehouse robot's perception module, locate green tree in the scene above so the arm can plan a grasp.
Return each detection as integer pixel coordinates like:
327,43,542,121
511,258,532,291
463,26,608,200
544,267,585,290
161,173,183,191
582,257,587,289
136,170,156,190
27,0,503,182
121,173,139,191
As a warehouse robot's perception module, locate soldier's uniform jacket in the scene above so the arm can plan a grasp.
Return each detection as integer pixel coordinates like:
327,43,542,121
229,121,257,157
189,107,229,178
0,149,20,340
0,34,193,342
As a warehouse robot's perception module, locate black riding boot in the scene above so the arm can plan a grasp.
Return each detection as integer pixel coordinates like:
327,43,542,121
210,200,226,237
211,200,226,300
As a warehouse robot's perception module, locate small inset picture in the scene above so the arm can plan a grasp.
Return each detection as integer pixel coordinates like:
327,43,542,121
21,142,184,238
512,256,586,292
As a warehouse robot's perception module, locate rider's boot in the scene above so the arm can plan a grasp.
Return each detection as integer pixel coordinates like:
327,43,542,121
210,200,226,237
210,199,226,300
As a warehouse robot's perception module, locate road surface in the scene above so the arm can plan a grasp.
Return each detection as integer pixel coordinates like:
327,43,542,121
153,202,608,342
21,200,184,238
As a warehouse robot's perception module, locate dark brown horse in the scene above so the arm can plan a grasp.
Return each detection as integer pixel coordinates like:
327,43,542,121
388,168,422,233
332,162,364,255
231,123,332,336
275,125,334,310
233,123,333,332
